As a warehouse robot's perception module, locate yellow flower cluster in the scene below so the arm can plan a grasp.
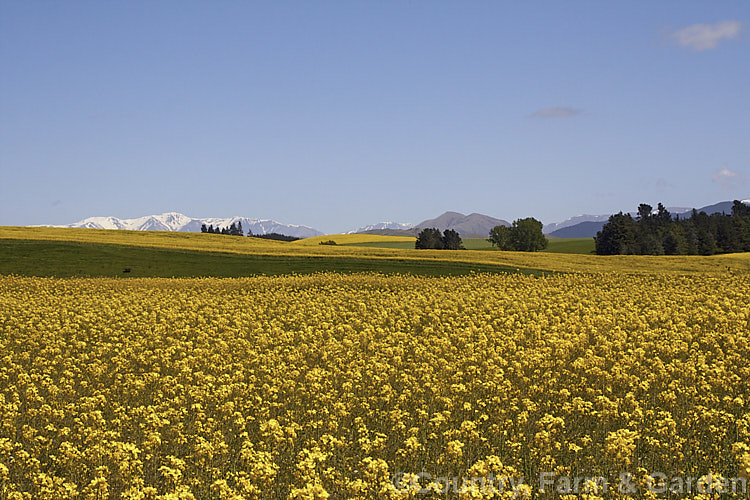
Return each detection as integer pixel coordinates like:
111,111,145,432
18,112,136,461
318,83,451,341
1,272,748,498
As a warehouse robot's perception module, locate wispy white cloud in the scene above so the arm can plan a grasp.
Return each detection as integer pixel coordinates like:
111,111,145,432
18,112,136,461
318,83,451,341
671,20,743,51
655,178,675,191
712,166,746,191
530,107,582,119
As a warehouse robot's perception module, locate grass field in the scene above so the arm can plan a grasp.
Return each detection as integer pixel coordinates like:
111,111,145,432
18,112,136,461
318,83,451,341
544,237,596,254
0,239,536,278
291,233,416,246
341,236,595,253
345,240,415,249
344,238,496,251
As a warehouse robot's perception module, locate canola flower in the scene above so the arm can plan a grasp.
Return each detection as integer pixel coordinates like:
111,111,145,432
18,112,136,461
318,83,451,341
0,272,749,498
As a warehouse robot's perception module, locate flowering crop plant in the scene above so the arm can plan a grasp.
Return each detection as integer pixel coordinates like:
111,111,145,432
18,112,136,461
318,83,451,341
1,271,749,498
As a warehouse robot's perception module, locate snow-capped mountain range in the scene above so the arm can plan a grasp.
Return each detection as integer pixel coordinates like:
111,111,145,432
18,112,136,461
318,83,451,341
43,199,750,239
53,212,323,238
347,222,415,234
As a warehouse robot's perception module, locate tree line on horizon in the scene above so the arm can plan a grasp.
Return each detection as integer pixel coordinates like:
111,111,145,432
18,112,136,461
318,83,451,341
487,218,548,252
202,222,246,236
414,228,465,250
594,200,750,255
415,217,548,252
200,223,300,241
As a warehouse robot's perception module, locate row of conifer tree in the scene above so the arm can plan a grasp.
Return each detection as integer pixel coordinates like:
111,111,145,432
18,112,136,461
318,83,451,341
595,201,750,255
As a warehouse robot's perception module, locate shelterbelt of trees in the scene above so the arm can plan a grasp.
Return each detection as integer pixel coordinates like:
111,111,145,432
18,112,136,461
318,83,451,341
595,200,750,255
200,222,300,241
415,218,549,252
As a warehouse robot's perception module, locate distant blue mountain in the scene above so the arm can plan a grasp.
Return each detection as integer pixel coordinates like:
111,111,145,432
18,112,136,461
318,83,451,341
688,201,734,216
548,221,606,238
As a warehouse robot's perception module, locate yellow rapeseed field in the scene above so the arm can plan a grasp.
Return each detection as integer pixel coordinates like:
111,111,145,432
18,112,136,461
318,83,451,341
1,272,749,499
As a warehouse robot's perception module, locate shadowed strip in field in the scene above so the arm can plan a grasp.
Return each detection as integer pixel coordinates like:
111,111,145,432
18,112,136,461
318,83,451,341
344,237,596,253
0,240,547,278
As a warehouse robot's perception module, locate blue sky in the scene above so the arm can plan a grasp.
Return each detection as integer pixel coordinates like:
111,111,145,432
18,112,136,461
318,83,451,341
1,1,748,233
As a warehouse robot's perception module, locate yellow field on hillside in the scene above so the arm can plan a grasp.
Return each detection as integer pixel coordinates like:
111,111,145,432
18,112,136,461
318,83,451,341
2,226,750,275
2,272,749,498
291,233,416,245
0,226,289,252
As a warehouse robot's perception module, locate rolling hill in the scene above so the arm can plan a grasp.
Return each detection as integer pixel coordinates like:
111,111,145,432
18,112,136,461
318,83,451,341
358,211,510,238
4,226,749,277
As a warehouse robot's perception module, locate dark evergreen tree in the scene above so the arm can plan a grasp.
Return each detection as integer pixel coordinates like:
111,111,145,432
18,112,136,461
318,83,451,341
682,222,700,255
662,226,687,255
637,204,653,222
441,229,464,250
415,228,444,249
732,200,750,217
639,234,664,255
251,233,300,241
715,215,744,253
697,229,717,255
655,203,672,225
595,212,638,255
596,201,750,255
201,224,208,233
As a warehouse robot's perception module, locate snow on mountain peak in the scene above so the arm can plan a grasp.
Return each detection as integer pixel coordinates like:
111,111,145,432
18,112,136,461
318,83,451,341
347,221,415,234
60,212,323,238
